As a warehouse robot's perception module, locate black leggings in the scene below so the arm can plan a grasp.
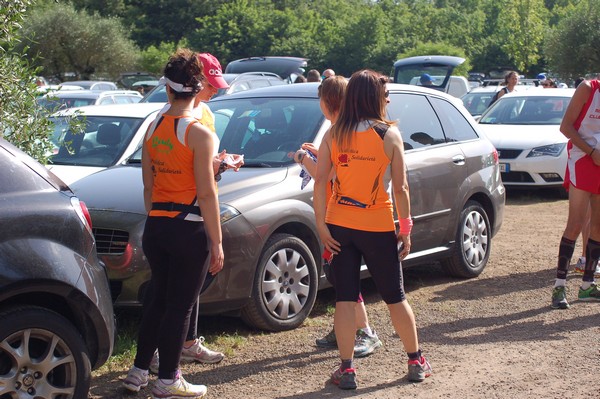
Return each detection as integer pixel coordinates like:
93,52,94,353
328,224,406,304
134,216,209,379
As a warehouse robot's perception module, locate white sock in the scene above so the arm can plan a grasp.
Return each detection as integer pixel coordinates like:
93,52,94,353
554,279,566,288
581,281,592,290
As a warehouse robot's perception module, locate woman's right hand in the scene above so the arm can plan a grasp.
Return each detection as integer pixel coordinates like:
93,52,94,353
301,142,318,157
317,223,340,255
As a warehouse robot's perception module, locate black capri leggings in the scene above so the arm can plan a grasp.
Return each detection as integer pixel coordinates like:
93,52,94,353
327,223,406,304
134,216,210,379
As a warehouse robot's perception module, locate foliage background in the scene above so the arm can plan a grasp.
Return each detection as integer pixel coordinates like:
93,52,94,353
18,0,600,82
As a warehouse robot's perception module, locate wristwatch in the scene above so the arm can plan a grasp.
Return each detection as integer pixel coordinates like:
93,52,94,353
295,150,306,164
215,160,227,182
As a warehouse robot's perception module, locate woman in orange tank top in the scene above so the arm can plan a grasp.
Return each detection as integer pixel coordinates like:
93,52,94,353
314,69,431,389
123,48,222,398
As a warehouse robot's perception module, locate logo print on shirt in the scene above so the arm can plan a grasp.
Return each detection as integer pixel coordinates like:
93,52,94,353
338,153,349,167
152,136,173,153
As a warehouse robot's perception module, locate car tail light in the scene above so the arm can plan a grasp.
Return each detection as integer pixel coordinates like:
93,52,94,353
71,197,93,233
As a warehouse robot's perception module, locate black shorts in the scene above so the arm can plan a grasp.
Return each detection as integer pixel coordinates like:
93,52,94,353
327,224,406,304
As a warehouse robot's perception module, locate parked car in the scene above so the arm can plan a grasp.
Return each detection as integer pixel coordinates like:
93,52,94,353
118,72,159,90
0,137,115,398
46,102,165,185
477,88,575,188
71,82,505,332
461,86,503,117
141,72,287,103
60,80,118,91
224,56,308,83
37,89,142,111
392,55,470,98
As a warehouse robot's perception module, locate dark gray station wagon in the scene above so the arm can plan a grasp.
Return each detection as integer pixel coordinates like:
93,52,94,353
71,82,505,332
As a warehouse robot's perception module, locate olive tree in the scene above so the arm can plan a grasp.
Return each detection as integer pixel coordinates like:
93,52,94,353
0,0,54,162
20,2,139,80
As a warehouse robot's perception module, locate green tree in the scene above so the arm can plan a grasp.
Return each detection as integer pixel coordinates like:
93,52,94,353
20,2,139,80
139,42,180,75
495,0,548,74
545,0,600,79
0,0,54,162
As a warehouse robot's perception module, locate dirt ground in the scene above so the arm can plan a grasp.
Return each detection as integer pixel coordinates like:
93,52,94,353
89,188,600,399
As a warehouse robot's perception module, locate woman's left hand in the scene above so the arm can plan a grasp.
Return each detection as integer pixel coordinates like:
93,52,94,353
208,243,224,275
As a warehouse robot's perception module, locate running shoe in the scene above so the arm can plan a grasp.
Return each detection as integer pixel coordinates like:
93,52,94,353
407,356,432,382
573,257,600,277
578,283,600,301
354,329,382,358
181,337,224,364
330,367,358,390
151,370,207,399
551,286,570,309
315,328,337,348
149,350,159,374
123,366,149,392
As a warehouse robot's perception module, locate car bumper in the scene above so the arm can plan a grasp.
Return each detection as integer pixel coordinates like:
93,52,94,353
498,153,566,187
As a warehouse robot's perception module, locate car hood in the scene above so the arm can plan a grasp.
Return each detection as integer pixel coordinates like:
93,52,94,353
46,164,105,187
70,164,289,214
478,124,567,149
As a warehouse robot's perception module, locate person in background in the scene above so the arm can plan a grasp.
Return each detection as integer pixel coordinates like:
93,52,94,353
575,77,585,88
551,77,600,309
294,74,307,83
307,69,322,82
419,73,435,86
291,76,382,358
489,71,519,106
123,48,223,398
322,68,336,80
314,69,431,390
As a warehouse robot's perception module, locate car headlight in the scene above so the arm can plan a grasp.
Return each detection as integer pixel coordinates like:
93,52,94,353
526,143,566,158
220,203,241,224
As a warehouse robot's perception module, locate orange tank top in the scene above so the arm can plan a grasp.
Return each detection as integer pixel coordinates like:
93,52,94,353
145,114,202,219
326,121,394,232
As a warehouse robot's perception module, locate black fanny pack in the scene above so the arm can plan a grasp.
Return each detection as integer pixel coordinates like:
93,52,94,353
151,202,201,216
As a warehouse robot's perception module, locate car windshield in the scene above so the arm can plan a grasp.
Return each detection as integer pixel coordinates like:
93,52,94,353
141,84,167,103
48,115,144,167
479,96,571,125
209,96,324,167
461,91,497,116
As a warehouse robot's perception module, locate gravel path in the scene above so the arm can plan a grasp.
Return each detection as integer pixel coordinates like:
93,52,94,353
90,189,600,399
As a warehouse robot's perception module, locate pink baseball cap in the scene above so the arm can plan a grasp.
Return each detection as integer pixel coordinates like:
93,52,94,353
198,53,229,89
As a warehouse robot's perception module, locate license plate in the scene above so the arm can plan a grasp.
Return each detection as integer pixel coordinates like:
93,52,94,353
499,163,510,173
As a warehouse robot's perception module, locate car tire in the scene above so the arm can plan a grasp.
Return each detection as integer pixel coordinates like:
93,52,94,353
241,233,318,332
0,306,91,399
441,200,491,278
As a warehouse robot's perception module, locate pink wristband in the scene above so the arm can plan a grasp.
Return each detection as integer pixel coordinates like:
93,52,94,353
399,217,413,235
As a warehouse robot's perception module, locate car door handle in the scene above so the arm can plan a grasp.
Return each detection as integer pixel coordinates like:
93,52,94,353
452,155,466,165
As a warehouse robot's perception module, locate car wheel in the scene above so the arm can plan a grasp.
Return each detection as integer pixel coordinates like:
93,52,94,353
441,200,491,278
0,306,91,399
241,233,318,331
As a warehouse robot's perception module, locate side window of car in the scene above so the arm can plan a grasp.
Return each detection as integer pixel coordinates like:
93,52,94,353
386,92,445,150
430,97,479,142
